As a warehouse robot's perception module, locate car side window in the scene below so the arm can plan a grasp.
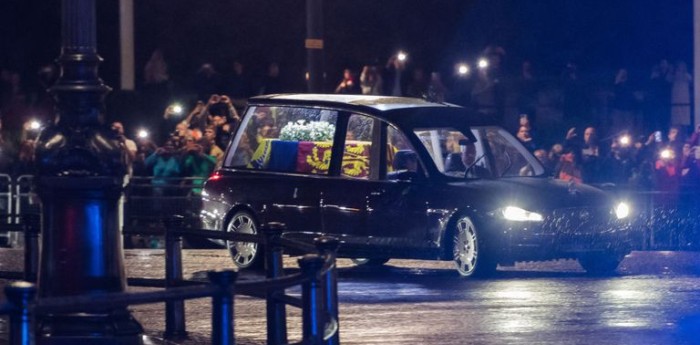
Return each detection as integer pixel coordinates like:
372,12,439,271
224,106,338,176
341,114,374,179
386,125,423,180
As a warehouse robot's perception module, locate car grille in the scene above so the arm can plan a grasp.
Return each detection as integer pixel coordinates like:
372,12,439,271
540,207,619,235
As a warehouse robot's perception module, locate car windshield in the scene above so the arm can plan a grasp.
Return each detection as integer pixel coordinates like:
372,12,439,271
413,126,545,179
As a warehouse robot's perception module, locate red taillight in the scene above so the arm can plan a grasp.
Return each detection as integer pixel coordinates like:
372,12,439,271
209,171,222,181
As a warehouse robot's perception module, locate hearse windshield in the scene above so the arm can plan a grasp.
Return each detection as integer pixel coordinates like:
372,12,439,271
413,126,546,179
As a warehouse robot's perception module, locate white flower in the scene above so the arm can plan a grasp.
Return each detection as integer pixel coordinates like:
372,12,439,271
280,121,335,141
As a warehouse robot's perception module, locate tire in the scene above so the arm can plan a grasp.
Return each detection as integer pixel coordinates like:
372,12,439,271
225,210,262,269
578,252,624,275
453,216,496,277
351,258,390,266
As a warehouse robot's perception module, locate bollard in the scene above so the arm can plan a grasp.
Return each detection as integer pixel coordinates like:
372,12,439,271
299,254,325,345
163,216,187,340
314,236,340,345
263,222,288,345
22,214,40,283
208,270,238,345
5,281,37,345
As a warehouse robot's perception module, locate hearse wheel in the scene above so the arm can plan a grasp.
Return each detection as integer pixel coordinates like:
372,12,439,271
453,216,496,277
226,210,262,269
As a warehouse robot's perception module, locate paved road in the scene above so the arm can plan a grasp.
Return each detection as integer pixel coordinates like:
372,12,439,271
2,250,700,344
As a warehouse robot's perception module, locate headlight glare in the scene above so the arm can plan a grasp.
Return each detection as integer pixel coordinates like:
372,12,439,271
615,202,630,219
502,206,544,222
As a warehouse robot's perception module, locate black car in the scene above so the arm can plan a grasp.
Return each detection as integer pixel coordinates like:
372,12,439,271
200,94,633,276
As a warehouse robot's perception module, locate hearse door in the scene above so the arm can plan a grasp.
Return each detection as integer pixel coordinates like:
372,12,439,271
318,113,375,247
361,122,429,251
366,163,430,252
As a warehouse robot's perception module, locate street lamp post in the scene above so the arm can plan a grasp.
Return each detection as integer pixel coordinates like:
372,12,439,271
305,0,325,93
34,0,142,343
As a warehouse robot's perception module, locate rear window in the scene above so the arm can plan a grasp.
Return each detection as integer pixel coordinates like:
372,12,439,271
224,106,338,175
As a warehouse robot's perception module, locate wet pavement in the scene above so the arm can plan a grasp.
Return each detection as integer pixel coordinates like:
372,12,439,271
2,249,700,344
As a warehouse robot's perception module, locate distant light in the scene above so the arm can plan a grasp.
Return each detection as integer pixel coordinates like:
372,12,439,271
660,148,674,160
477,58,489,69
615,202,630,219
137,129,149,139
619,135,631,147
305,72,310,81
397,51,407,62
29,120,41,131
171,104,184,115
457,64,470,76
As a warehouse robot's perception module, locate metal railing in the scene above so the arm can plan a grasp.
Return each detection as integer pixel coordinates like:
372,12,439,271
1,218,341,345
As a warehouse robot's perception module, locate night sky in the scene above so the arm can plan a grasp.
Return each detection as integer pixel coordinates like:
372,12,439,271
0,0,693,91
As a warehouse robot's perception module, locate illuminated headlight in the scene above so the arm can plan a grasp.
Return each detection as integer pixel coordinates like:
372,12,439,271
614,202,630,219
502,206,544,222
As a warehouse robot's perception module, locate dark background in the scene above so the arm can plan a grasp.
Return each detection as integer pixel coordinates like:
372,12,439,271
0,0,693,97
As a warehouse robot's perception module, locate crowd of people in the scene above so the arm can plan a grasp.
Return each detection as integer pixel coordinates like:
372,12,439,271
514,114,700,192
0,45,697,194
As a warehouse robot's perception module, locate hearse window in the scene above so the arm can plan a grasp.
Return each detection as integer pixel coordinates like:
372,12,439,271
224,106,338,176
386,125,424,180
341,114,374,179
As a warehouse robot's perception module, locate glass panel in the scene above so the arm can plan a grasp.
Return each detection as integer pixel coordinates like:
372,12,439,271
225,106,338,175
386,125,423,180
341,114,374,179
413,126,544,179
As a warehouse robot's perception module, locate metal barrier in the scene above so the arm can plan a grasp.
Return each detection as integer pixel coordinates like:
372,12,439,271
123,176,204,248
1,219,341,345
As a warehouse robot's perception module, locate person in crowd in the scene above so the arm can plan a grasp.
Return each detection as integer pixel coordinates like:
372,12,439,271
132,137,157,177
555,145,583,184
182,137,217,195
359,65,383,95
194,63,223,102
580,126,603,183
601,136,638,185
384,54,408,96
258,62,283,95
224,59,252,102
680,143,700,186
610,68,638,134
516,126,537,152
406,68,429,98
427,72,448,102
203,125,225,166
334,68,361,94
145,139,183,197
111,121,138,177
548,143,564,167
533,149,554,173
646,59,673,133
517,60,538,124
688,125,700,147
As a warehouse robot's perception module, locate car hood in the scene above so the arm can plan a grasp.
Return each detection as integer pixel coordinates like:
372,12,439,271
444,177,615,212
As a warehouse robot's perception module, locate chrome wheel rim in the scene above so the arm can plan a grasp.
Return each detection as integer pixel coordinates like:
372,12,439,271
226,213,258,268
454,217,478,276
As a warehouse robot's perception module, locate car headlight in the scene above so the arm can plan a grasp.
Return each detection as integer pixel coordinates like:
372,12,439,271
502,206,544,222
614,202,630,219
